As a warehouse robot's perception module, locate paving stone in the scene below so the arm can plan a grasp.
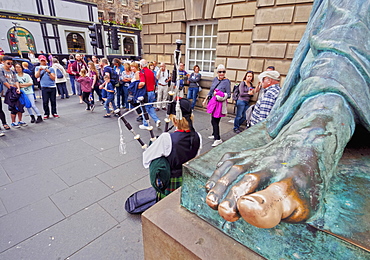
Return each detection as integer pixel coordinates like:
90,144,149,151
97,159,147,191
0,165,10,187
0,198,64,252
98,184,138,223
130,175,151,191
0,204,117,259
1,139,98,182
50,177,113,216
0,172,68,213
53,156,112,186
0,200,7,217
68,217,143,260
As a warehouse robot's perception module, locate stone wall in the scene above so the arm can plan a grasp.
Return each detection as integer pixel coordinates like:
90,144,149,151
142,0,314,108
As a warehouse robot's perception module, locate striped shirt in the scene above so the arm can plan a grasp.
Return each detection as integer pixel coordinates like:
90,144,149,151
250,84,280,126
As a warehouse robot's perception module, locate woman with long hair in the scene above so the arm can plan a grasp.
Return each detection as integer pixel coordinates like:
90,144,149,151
233,71,254,133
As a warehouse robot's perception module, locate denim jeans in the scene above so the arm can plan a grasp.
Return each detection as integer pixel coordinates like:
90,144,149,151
42,87,57,116
122,85,129,108
187,87,199,109
57,82,69,98
142,91,160,126
234,99,249,130
104,96,117,114
26,94,41,116
69,75,76,95
115,84,123,107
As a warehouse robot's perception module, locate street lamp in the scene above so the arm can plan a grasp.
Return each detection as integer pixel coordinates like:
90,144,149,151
12,22,22,56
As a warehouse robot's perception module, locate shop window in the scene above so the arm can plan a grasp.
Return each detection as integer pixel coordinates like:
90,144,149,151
123,37,134,55
66,32,86,53
186,22,217,76
7,27,36,54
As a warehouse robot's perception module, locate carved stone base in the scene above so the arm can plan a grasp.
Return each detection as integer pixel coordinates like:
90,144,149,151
142,188,264,260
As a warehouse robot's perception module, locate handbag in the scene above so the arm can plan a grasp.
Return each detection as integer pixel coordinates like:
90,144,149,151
124,187,157,214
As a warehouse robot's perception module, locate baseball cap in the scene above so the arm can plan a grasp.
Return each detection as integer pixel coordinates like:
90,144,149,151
38,55,47,61
258,70,280,82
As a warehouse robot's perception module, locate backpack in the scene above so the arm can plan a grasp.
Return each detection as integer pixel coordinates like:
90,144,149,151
67,62,73,75
124,187,157,214
56,68,64,79
232,83,240,101
110,68,119,87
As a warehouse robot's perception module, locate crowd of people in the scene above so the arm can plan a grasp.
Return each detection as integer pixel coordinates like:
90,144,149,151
0,52,282,201
0,53,281,148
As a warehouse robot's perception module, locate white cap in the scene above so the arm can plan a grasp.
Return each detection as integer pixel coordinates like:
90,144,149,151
258,70,280,82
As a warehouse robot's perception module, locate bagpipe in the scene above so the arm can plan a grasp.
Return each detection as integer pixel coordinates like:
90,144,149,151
117,39,186,154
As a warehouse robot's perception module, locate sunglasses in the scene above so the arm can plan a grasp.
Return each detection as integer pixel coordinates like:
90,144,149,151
218,71,226,73
5,62,12,66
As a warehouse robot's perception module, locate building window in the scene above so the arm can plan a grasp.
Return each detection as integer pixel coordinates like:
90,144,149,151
186,22,217,76
134,0,140,9
123,15,129,23
107,0,113,3
108,12,115,21
98,11,104,22
66,32,86,53
121,0,127,5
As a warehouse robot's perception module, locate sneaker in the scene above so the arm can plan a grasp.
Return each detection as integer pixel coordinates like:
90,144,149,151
53,114,60,118
156,120,161,128
139,124,149,130
233,128,241,134
0,131,5,137
212,139,223,147
155,108,160,111
136,116,143,122
90,105,95,112
43,115,49,120
18,121,28,126
208,135,215,139
11,122,20,128
86,108,91,111
103,114,111,118
162,107,167,111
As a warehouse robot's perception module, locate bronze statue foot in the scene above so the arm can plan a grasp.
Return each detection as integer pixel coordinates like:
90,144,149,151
205,93,355,228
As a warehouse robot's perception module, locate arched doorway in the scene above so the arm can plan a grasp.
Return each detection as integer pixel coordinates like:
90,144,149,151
66,32,86,53
123,37,134,55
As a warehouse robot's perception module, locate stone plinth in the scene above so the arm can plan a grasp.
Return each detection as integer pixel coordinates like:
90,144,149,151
142,189,264,260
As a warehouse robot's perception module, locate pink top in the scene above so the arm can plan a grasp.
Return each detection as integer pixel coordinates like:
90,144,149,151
77,76,92,92
207,89,226,118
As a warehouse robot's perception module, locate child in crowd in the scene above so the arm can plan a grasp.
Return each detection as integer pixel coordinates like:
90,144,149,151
143,98,202,200
100,74,116,118
77,68,94,111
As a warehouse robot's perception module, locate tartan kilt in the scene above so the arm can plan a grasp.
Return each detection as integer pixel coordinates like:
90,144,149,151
157,176,183,201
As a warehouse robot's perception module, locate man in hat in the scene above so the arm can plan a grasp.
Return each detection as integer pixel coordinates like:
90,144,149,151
143,98,202,200
35,55,59,119
250,70,281,126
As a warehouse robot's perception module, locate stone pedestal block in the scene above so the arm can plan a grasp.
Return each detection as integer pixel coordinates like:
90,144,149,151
142,189,264,260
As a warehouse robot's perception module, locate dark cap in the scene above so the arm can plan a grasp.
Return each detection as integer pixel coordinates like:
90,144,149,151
168,98,192,117
2,56,13,61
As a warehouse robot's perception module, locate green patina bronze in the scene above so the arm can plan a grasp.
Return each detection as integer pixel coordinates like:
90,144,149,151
181,0,369,258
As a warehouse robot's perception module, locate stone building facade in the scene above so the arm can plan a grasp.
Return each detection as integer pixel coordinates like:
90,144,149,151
141,0,314,109
89,0,143,25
